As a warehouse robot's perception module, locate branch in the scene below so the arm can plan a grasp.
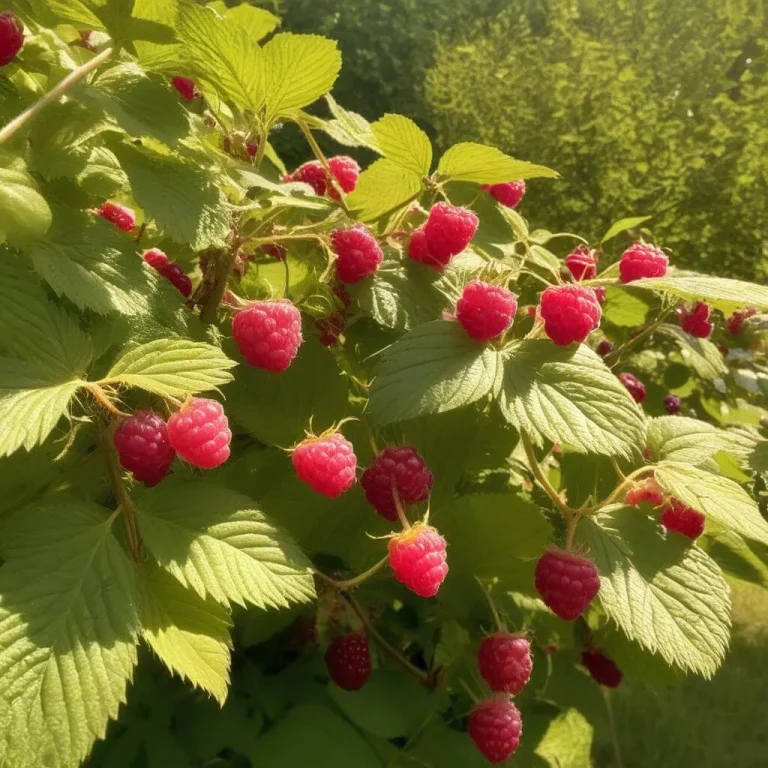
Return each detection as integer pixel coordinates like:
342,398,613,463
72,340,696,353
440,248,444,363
520,430,572,517
314,555,389,591
604,306,674,368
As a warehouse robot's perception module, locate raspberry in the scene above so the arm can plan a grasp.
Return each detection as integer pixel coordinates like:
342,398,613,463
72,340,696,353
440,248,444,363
0,12,24,66
596,340,614,357
388,523,448,598
477,634,532,695
167,398,231,469
113,411,175,487
594,286,606,304
143,248,192,297
619,242,668,283
97,202,135,232
678,302,713,338
327,156,360,199
624,477,664,507
315,313,346,346
407,226,435,267
360,446,434,521
535,550,600,621
232,299,303,373
618,372,646,403
171,76,197,100
727,307,757,335
539,285,602,346
324,633,371,691
660,499,705,540
455,281,517,342
483,180,526,209
292,432,357,498
468,698,522,764
334,282,352,308
564,245,598,281
285,160,327,195
246,141,258,158
262,243,286,260
421,202,479,268
581,650,623,688
330,225,383,284
664,394,682,414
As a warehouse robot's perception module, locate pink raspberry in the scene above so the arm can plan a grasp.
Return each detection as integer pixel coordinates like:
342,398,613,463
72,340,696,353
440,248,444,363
388,523,449,598
619,242,668,283
285,160,327,195
143,248,192,297
581,650,623,688
564,245,598,281
624,477,664,507
477,634,532,695
98,202,135,232
660,499,705,540
360,446,434,521
291,432,357,498
330,225,383,283
483,180,526,209
456,281,518,342
324,632,371,691
596,340,614,357
0,12,24,66
664,394,682,414
727,307,757,335
468,698,522,764
539,285,602,346
422,202,479,267
246,141,258,158
232,299,303,373
167,398,231,469
327,156,360,199
113,410,175,487
407,226,435,266
618,372,646,403
171,76,197,100
594,286,606,304
678,302,713,338
535,550,600,621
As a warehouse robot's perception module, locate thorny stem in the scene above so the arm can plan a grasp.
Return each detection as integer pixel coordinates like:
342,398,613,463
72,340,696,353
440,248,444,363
475,577,505,632
314,555,389,591
297,120,352,215
604,306,674,368
520,430,572,517
85,383,130,418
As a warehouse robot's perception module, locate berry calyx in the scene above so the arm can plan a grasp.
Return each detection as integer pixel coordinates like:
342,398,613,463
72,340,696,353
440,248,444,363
678,302,713,338
619,242,668,283
581,650,623,688
113,411,175,487
483,180,526,209
539,285,602,346
727,307,757,336
624,477,664,508
468,697,523,764
143,248,193,297
564,245,598,281
232,299,303,373
97,202,135,232
660,499,705,540
360,446,434,521
330,225,383,284
0,12,24,66
596,339,614,357
664,394,682,414
167,398,231,469
324,632,371,691
477,633,533,695
291,431,357,499
456,281,518,341
409,203,479,270
617,372,646,403
535,550,600,621
388,523,449,598
171,76,197,100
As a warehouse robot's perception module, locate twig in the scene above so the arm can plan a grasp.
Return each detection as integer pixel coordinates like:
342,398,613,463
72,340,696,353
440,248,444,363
580,465,656,514
314,556,389,591
85,383,130,418
475,576,505,631
520,430,572,517
565,513,581,551
605,307,674,368
392,483,411,530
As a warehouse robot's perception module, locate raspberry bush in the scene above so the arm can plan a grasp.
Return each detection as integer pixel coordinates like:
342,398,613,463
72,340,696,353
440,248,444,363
0,3,767,767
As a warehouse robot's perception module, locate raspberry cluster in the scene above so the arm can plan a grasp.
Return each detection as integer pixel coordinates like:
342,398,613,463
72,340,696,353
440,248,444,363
284,156,360,200
483,180,526,208
232,299,303,373
408,203,479,270
143,248,193,297
456,281,518,341
678,302,713,338
0,12,24,66
539,285,602,346
97,202,136,232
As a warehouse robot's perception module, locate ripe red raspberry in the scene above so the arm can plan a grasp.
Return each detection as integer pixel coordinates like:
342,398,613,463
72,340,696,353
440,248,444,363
292,432,357,498
143,248,192,297
246,141,258,158
324,632,371,691
171,76,197,100
564,245,598,281
483,180,526,209
330,225,383,283
360,446,434,521
618,372,646,403
468,698,522,764
535,550,600,621
232,300,303,373
421,202,479,268
594,286,606,304
0,12,24,66
98,202,135,232
407,226,436,267
581,650,623,688
539,285,602,346
388,523,448,598
619,242,668,283
477,634,532,695
596,339,614,357
624,477,664,507
664,394,682,414
113,410,175,487
456,281,518,342
660,499,705,540
678,302,713,338
167,398,231,469
327,155,360,199
727,307,757,335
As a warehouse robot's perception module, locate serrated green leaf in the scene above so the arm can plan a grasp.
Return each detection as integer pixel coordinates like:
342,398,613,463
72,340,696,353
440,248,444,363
646,416,733,465
534,708,594,768
498,341,645,458
347,158,423,222
657,324,727,379
371,114,432,175
633,273,768,313
600,215,652,244
0,167,52,246
223,3,280,41
40,0,106,29
369,320,503,425
77,145,130,199
437,142,558,184
602,285,651,327
322,94,379,150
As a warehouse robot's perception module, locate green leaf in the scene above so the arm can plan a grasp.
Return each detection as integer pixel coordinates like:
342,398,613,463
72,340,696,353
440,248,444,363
139,561,232,705
646,416,733,465
223,3,280,41
41,0,106,29
600,215,652,244
346,158,423,222
322,94,379,150
371,114,432,175
498,341,645,458
105,339,236,397
576,506,730,677
437,142,558,184
534,708,594,768
369,320,504,425
0,166,52,246
601,285,651,328
657,324,727,379
136,481,316,609
0,499,138,766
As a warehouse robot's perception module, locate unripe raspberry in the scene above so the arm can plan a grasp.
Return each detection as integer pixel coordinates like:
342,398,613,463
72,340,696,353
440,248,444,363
0,12,24,66
292,432,357,498
617,372,646,403
330,225,383,284
167,398,231,469
678,302,713,338
664,394,682,414
360,446,434,521
456,281,518,341
113,411,175,487
143,248,193,297
468,698,522,764
596,340,614,357
539,285,602,346
483,180,526,209
477,634,532,695
564,245,598,281
171,76,197,100
619,242,668,283
660,499,705,540
581,650,623,688
324,632,371,691
388,523,448,598
419,202,479,269
535,550,600,621
327,155,360,199
727,307,757,335
624,477,664,507
232,300,303,373
98,202,135,232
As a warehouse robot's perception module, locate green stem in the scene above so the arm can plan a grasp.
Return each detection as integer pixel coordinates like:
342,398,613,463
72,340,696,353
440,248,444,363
85,383,129,418
565,513,581,550
520,430,573,518
475,576,505,631
392,483,411,530
605,307,674,368
582,465,656,513
200,247,237,324
314,555,389,591
603,688,624,768
253,128,267,170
